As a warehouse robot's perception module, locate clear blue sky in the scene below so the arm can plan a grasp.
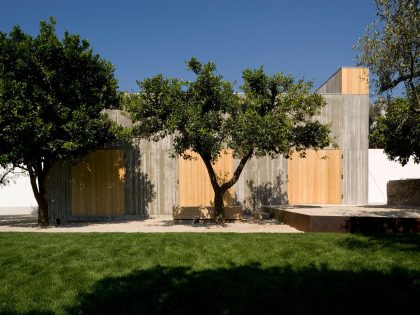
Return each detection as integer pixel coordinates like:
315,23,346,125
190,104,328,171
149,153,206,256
0,0,377,92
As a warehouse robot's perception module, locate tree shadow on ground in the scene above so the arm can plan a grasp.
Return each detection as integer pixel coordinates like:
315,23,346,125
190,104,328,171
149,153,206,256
67,264,419,315
0,215,38,227
337,233,420,253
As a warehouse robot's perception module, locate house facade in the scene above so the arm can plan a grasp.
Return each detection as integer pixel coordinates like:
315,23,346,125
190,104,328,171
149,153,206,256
45,67,369,222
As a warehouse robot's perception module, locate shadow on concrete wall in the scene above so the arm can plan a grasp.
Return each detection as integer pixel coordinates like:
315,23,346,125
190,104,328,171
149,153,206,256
125,144,156,216
246,174,287,212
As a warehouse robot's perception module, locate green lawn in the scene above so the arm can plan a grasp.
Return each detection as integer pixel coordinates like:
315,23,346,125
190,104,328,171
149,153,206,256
0,233,419,314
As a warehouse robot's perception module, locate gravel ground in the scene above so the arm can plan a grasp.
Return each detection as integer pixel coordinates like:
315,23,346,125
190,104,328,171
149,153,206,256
2,205,418,233
0,215,301,233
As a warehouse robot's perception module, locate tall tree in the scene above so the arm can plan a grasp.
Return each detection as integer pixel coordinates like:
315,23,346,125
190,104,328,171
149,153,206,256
356,0,420,165
355,0,419,107
371,97,420,164
0,18,120,226
126,58,332,219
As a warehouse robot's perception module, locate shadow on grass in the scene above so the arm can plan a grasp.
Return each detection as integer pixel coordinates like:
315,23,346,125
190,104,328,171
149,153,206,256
67,264,419,314
338,233,420,253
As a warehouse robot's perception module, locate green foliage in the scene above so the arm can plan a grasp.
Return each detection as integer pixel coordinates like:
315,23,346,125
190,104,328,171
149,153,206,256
355,0,419,106
126,58,332,215
126,58,331,162
373,97,420,164
368,98,387,148
0,17,121,225
126,58,332,208
0,17,119,167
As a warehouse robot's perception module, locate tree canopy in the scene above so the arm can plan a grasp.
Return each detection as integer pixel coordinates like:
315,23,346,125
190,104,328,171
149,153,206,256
370,97,420,164
355,0,419,107
356,0,420,164
0,18,120,226
126,58,332,218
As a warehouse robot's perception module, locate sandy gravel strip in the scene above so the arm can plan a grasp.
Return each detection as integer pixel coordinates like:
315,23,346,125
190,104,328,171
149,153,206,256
0,215,302,233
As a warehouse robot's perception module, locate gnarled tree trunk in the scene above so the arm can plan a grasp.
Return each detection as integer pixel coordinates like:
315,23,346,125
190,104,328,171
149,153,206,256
28,161,51,227
213,187,227,219
200,150,253,222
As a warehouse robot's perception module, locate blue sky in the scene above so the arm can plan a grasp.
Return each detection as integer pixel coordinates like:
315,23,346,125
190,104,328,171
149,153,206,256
0,0,377,92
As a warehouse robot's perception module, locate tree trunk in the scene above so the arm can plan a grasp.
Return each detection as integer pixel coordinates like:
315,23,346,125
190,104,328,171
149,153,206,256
28,163,50,227
37,194,49,227
199,150,253,223
213,188,226,220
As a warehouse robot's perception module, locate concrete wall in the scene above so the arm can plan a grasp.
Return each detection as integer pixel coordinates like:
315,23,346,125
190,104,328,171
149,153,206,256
0,170,37,215
369,149,420,204
234,155,288,211
318,94,369,204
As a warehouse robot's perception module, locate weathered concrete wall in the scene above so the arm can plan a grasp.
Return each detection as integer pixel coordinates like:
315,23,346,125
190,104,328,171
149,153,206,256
133,137,178,215
47,162,72,223
319,94,369,204
234,155,288,211
387,179,420,206
369,149,420,204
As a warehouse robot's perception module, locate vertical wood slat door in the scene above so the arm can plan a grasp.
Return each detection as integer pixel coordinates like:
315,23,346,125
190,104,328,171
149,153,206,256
71,150,125,215
178,150,235,207
288,150,342,204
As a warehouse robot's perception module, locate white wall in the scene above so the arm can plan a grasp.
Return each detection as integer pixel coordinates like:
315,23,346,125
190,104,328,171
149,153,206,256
0,170,37,215
368,149,420,204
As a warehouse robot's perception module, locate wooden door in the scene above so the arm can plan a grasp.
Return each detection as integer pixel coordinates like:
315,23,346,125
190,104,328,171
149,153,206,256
178,150,235,207
288,150,342,204
71,150,125,215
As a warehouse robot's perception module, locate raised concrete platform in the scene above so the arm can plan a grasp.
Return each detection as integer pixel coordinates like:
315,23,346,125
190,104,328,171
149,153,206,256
263,205,420,233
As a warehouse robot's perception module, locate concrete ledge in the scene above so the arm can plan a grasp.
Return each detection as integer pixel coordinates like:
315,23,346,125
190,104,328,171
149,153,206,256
263,206,420,233
173,206,243,220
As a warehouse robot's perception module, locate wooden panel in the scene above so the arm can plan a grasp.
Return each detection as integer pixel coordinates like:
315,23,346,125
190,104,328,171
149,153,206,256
179,150,235,207
341,68,369,95
288,150,342,204
71,150,125,215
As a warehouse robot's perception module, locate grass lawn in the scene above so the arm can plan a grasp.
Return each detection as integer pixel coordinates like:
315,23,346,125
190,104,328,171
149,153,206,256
0,233,419,314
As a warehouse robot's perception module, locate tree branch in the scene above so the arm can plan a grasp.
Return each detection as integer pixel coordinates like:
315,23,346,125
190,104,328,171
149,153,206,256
221,149,253,191
199,152,220,191
379,70,420,93
0,168,14,185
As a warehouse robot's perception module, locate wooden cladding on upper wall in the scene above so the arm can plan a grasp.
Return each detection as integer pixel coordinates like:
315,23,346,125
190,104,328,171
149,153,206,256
316,67,369,95
341,68,369,95
71,150,125,215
